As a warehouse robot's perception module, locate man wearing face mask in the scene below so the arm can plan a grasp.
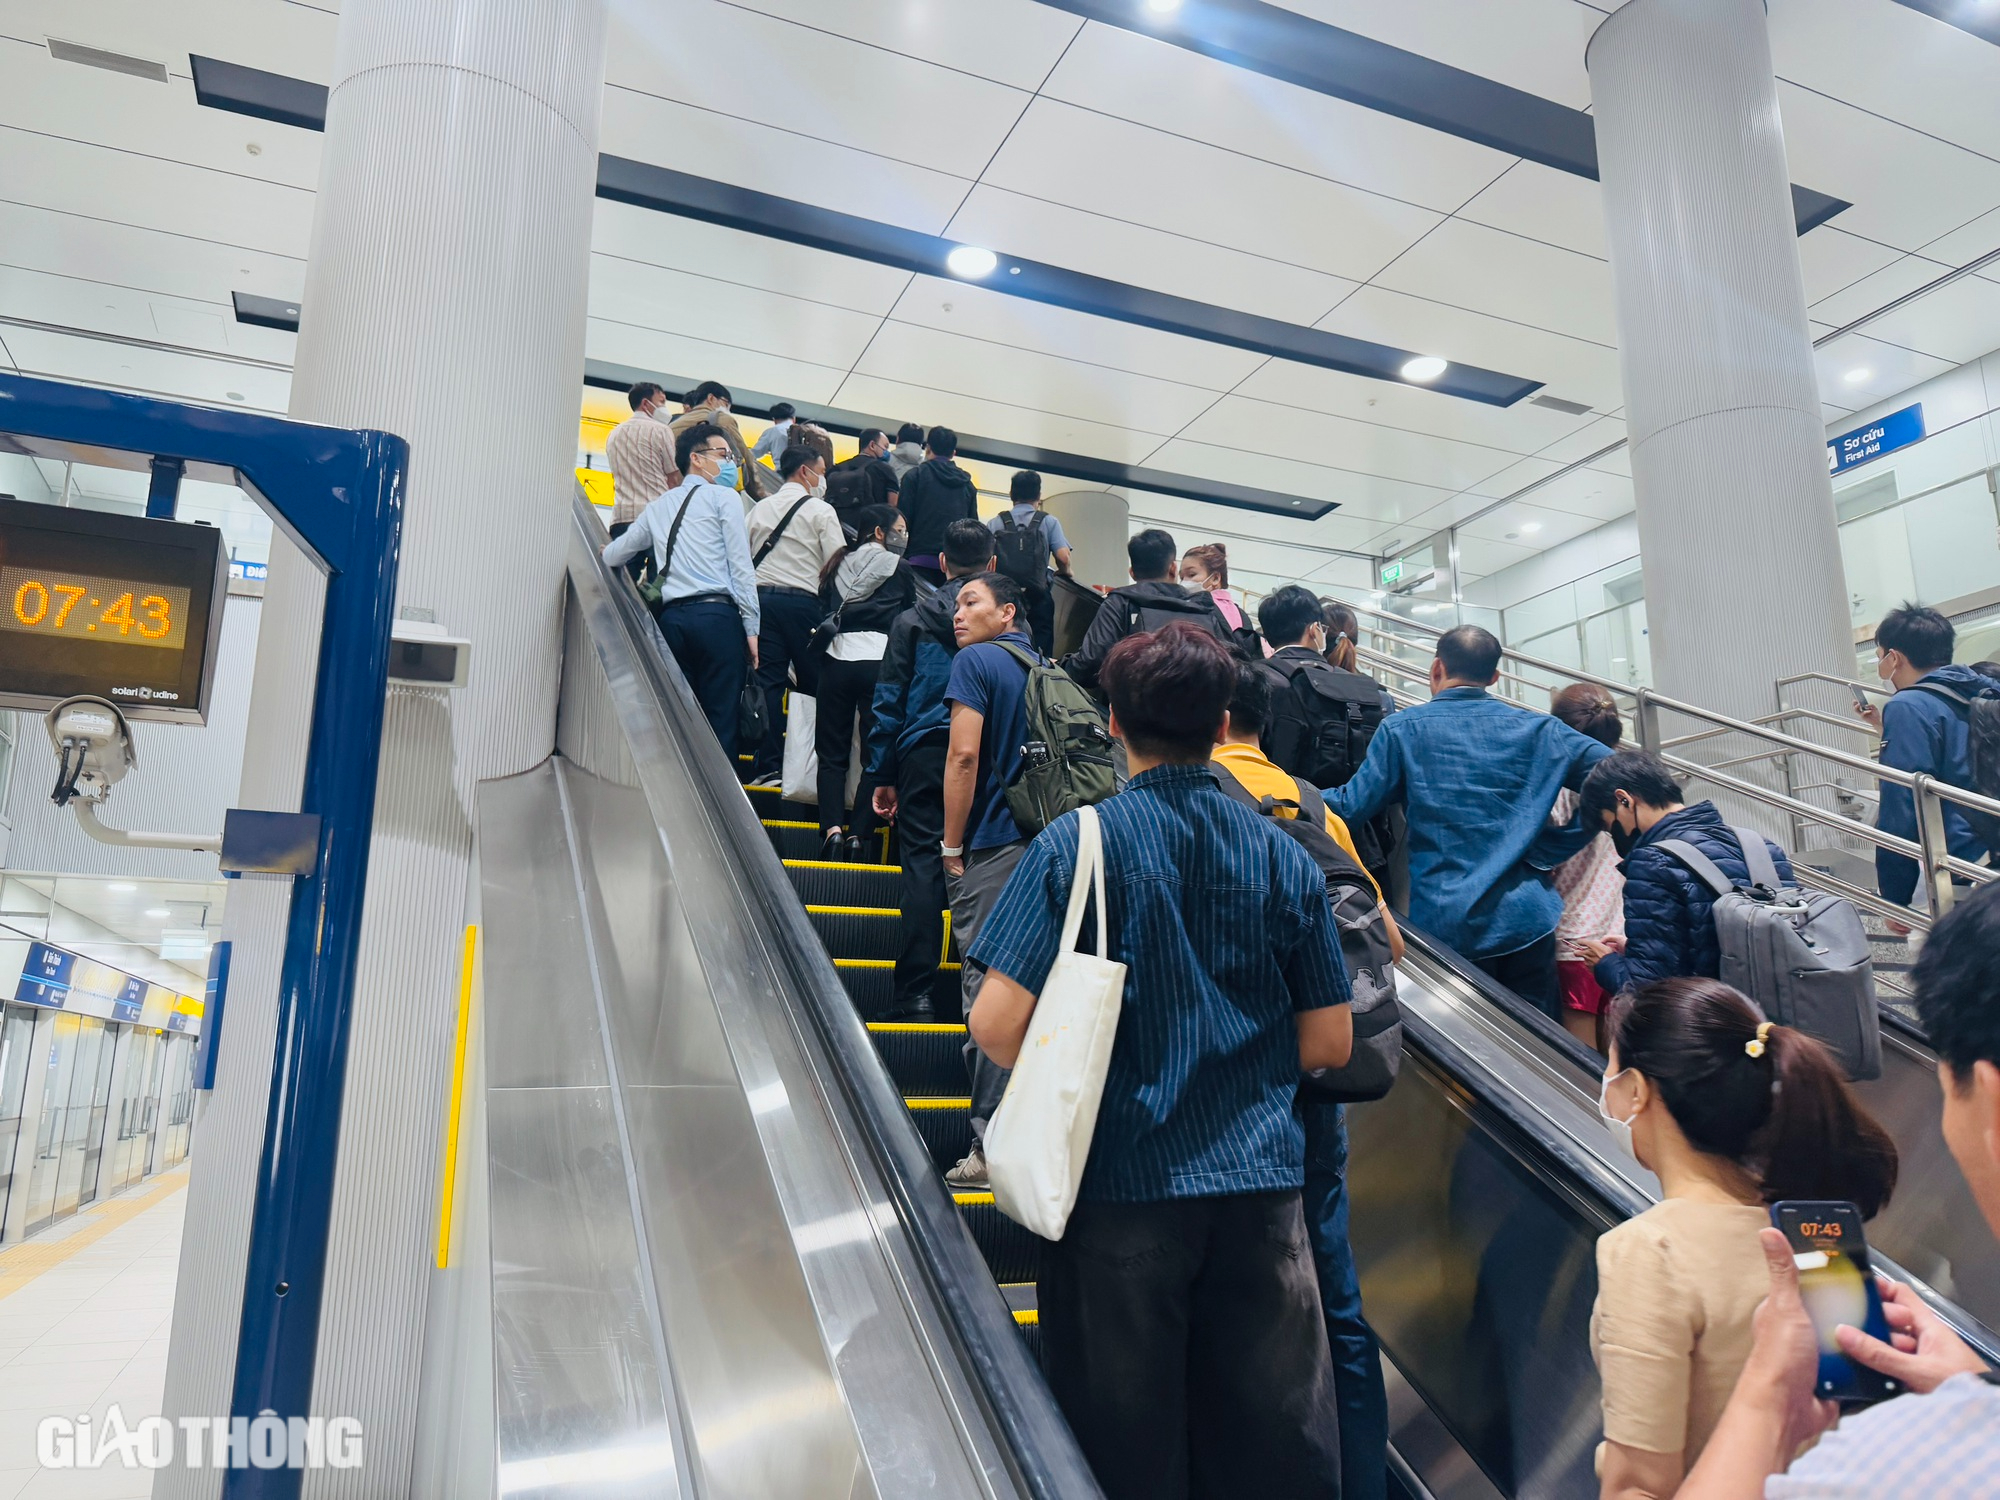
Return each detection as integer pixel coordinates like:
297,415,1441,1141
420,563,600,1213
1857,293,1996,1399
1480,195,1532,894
670,379,777,502
745,447,846,787
605,381,681,539
604,422,761,756
1574,750,1796,995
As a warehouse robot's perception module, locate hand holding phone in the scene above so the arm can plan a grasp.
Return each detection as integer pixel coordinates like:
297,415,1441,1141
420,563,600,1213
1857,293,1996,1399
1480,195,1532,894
1770,1202,1902,1405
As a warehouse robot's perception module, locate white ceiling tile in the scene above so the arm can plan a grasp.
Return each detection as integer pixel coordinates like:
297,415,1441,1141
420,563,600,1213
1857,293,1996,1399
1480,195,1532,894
1775,81,2000,254
598,88,968,236
1833,273,2000,368
1458,501,1607,550
1919,204,2000,268
1233,359,1599,455
0,0,337,80
1454,532,1541,580
0,200,305,308
1041,22,1512,215
1808,253,1952,330
1796,226,1911,307
1181,394,1522,493
1372,217,1619,345
587,254,884,370
1121,493,1385,560
710,0,1082,90
980,99,1442,286
831,372,1164,464
0,324,290,411
585,318,851,405
0,264,287,363
1266,0,1601,109
1530,413,1630,468
945,185,1360,326
1500,465,1635,522
1465,455,1568,502
604,0,1029,179
1454,162,1608,260
889,275,1266,389
590,201,911,314
1811,332,1957,411
852,319,1214,435
1769,0,2000,163
1320,287,1623,413
1145,437,1453,523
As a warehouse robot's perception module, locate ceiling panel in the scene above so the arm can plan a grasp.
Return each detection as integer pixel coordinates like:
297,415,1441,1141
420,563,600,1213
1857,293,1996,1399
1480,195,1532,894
1124,492,1386,558
1454,532,1540,579
1453,161,1609,260
1810,331,1957,410
0,199,305,309
597,88,968,237
585,253,885,370
1040,21,1513,215
1180,394,1524,493
590,200,912,315
0,0,334,79
1146,436,1456,523
584,317,852,406
0,263,293,364
851,318,1216,436
1457,499,1607,550
1797,224,1914,306
1834,271,2000,368
1372,216,1620,346
980,99,1443,286
1267,0,1600,109
1493,463,1636,522
1527,413,1629,467
832,371,1165,465
1232,358,1598,455
1,323,291,411
1807,251,1952,331
1917,203,2000,268
711,0,1082,91
888,274,1268,390
603,0,1029,180
944,184,1361,326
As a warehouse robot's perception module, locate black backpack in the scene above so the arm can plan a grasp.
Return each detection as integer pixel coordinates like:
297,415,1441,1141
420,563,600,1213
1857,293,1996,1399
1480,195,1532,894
823,459,876,537
1910,681,2000,852
993,511,1052,594
1213,772,1402,1102
1125,590,1239,652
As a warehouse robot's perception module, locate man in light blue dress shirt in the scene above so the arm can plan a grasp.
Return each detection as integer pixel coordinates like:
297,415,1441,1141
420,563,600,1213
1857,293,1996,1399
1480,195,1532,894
603,422,761,756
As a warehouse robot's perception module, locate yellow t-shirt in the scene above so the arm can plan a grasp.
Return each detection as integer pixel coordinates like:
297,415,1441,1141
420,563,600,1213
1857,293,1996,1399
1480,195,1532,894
1591,1199,1772,1468
1209,741,1381,899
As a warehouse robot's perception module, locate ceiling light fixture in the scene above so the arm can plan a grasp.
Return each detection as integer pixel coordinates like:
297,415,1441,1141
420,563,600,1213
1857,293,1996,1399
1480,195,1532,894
944,245,998,279
1400,355,1448,383
145,908,171,918
1521,521,1542,534
1145,0,1184,13
108,883,137,893
1844,367,1871,383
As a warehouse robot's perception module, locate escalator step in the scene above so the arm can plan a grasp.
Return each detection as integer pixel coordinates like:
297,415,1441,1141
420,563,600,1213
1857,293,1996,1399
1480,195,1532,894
785,860,901,906
954,1193,1044,1285
807,907,905,961
765,820,828,860
905,1097,973,1172
838,964,963,1017
867,1022,968,1095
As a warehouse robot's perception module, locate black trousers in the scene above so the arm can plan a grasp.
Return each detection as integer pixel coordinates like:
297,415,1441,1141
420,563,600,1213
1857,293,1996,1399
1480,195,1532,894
1023,585,1054,656
1041,1191,1343,1500
753,587,823,780
1474,930,1562,1021
658,599,748,759
815,654,884,841
891,739,948,1014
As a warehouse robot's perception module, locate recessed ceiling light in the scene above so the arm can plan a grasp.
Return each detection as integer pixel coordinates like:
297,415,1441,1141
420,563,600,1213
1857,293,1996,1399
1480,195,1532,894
1145,0,1183,12
945,245,998,279
145,908,171,918
1844,367,1871,383
226,391,245,402
108,883,137,893
1400,355,1448,383
1521,521,1542,534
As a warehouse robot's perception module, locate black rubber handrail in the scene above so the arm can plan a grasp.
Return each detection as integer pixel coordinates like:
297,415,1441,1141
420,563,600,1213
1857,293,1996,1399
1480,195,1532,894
568,495,1104,1500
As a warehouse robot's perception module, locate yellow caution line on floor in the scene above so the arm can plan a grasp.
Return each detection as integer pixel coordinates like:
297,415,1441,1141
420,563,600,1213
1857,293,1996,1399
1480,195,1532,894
836,958,961,971
904,1097,972,1111
868,1021,968,1034
0,1167,189,1302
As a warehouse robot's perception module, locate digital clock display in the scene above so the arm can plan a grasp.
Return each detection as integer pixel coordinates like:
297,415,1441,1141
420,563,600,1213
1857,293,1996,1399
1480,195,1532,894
0,566,191,650
0,494,226,724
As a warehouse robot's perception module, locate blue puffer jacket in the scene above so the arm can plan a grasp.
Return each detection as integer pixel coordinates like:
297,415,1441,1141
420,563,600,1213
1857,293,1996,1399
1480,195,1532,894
1875,663,1993,907
866,577,962,780
1594,801,1796,994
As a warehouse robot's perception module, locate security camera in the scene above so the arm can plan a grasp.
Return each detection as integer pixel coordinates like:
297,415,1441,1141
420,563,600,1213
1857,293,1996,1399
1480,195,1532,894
44,695,136,807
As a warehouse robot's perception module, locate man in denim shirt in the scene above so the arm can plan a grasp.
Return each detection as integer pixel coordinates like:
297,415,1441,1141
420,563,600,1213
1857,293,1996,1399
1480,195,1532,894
969,623,1353,1500
1325,625,1612,1016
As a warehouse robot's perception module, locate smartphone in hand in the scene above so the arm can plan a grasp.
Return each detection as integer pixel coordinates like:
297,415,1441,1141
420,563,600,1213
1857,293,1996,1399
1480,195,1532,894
1771,1201,1903,1405
1851,685,1873,713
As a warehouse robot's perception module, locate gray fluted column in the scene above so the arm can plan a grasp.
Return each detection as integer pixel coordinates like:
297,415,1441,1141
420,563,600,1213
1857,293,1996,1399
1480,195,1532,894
157,3,606,1496
1588,0,1853,736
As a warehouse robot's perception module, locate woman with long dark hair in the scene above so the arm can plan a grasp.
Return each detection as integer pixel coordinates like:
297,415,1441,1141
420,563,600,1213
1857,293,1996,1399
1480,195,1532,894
1591,978,1898,1500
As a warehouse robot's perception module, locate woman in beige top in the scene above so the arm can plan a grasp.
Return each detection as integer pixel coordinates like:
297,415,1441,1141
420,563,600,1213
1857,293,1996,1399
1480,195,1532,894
1592,977,1898,1499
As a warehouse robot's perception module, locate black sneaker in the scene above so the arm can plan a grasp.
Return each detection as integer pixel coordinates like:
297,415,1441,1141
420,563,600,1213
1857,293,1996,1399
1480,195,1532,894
877,998,935,1023
819,828,848,860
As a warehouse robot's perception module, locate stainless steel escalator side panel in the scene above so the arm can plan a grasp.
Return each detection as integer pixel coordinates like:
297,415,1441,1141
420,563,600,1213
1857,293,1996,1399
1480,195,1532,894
476,763,689,1500
561,497,1087,1499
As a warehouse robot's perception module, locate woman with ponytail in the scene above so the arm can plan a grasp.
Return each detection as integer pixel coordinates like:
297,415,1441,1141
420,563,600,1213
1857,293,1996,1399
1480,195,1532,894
1590,977,1898,1500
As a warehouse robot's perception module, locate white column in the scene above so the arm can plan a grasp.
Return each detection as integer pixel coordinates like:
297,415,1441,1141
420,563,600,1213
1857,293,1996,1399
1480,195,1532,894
1588,0,1853,733
156,2,606,1496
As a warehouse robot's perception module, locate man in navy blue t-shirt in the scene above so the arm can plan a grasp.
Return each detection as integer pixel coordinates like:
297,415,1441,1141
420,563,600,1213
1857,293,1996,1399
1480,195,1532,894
939,571,1036,1187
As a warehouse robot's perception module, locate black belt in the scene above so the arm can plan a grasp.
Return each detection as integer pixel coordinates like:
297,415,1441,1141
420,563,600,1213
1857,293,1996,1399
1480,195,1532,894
659,591,735,610
758,585,819,600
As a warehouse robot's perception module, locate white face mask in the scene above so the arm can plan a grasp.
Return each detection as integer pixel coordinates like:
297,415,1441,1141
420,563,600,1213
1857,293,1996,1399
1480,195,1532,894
1598,1070,1637,1158
810,476,827,498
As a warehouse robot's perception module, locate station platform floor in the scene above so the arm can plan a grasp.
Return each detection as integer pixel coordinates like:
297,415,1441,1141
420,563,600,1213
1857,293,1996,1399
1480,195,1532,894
0,1170,188,1498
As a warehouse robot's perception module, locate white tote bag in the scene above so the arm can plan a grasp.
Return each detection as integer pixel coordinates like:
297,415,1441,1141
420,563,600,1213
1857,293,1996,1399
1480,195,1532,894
984,804,1127,1241
781,691,819,801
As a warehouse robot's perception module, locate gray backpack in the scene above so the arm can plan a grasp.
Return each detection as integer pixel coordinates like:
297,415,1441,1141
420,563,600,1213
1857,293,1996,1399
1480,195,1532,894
1657,829,1882,1081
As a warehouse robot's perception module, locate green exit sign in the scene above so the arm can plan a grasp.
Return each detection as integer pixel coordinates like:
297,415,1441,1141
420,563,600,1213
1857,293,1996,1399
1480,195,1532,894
1380,560,1404,587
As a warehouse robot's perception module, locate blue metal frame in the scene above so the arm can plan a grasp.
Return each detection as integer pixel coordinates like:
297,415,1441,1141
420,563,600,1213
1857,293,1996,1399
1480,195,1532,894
0,372,406,1499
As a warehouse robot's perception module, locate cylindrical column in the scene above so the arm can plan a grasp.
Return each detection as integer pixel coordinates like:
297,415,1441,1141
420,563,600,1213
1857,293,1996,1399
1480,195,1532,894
157,3,606,1496
1588,0,1853,734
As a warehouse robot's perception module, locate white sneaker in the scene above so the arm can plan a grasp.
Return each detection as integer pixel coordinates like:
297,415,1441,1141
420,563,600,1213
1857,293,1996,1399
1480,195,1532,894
944,1146,989,1189
745,773,782,789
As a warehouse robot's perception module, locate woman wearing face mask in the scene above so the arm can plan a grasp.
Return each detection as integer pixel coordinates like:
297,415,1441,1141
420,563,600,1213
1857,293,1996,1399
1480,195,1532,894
814,505,915,860
1574,751,1797,995
1591,977,1897,1500
1548,685,1627,1050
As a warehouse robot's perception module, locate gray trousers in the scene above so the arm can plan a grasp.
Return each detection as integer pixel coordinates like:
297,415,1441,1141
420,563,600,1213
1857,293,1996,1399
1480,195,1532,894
947,839,1026,1149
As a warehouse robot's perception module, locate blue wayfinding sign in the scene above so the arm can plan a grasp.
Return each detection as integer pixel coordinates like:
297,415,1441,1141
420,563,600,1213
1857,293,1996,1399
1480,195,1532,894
16,942,74,1009
1829,404,1925,473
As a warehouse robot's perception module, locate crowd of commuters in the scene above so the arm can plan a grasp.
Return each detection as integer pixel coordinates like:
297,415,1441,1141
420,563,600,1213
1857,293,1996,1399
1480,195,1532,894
601,386,2000,1500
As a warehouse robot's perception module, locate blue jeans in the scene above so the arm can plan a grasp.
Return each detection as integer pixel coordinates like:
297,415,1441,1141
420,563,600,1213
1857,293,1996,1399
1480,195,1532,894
1301,1096,1388,1500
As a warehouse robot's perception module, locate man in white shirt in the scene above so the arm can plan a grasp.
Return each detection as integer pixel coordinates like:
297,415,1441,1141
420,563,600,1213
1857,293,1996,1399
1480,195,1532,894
748,401,797,466
744,445,844,785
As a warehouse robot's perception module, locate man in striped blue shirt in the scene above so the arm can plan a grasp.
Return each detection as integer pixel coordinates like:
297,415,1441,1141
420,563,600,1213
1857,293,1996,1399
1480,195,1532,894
969,623,1355,1500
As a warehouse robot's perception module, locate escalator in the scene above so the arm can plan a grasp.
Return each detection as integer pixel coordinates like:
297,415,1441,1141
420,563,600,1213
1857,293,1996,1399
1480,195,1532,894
418,493,1994,1499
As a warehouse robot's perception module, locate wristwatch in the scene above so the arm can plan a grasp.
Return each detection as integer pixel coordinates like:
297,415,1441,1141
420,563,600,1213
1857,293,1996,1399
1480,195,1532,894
940,844,964,858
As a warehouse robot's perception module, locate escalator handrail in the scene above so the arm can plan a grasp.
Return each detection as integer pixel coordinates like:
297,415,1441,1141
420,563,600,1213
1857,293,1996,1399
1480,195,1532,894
567,494,1104,1500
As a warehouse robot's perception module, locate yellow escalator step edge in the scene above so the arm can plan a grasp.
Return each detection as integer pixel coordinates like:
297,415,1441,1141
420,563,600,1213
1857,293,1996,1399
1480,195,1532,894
868,1021,968,1034
904,1096,971,1110
1013,1309,1039,1327
952,1191,995,1205
806,905,901,917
